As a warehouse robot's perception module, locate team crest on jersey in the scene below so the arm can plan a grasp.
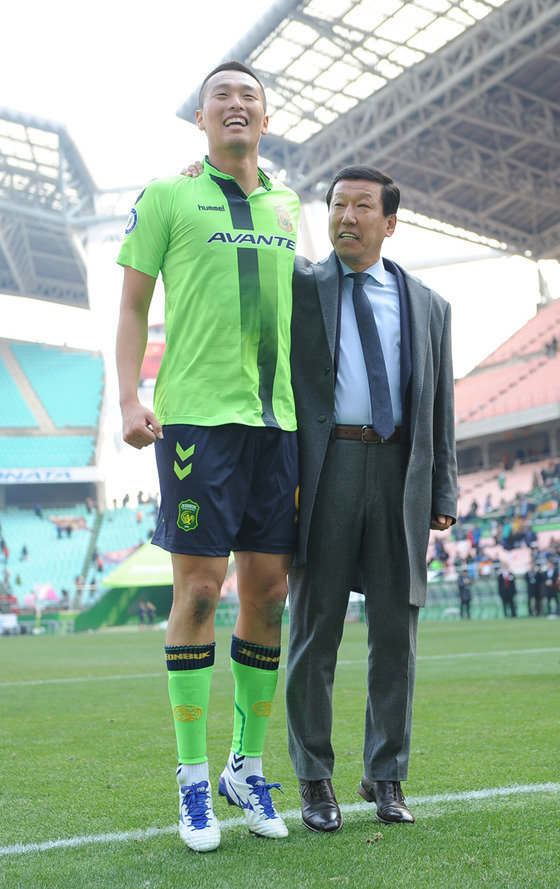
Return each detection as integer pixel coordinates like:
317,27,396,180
177,499,199,532
125,207,138,235
275,205,293,233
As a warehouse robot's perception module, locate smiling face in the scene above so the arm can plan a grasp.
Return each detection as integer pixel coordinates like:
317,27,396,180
196,70,269,157
328,179,397,271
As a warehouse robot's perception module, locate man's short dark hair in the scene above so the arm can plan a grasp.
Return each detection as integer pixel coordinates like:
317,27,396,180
198,61,267,112
325,165,400,216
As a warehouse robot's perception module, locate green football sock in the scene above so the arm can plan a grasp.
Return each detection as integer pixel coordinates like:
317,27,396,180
165,643,215,765
230,635,280,758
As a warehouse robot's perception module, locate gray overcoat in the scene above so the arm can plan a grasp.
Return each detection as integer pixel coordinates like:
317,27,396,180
290,252,457,607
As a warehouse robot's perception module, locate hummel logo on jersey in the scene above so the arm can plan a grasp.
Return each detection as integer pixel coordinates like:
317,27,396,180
198,204,225,212
207,232,296,251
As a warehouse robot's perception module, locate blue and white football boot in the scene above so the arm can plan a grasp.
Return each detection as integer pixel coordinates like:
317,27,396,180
218,766,288,838
178,780,221,852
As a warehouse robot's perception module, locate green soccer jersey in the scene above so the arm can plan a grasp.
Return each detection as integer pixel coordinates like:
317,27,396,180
117,158,300,430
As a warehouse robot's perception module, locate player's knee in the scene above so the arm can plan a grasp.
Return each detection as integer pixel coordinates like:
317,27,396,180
260,585,288,626
174,579,221,626
191,588,219,625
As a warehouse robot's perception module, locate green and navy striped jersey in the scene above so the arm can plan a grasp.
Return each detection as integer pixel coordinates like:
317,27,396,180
117,158,299,430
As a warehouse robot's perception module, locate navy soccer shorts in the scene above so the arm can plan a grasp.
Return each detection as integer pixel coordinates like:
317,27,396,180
151,424,298,557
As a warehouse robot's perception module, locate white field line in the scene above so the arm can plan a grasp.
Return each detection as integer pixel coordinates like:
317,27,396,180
1,782,558,858
1,647,559,688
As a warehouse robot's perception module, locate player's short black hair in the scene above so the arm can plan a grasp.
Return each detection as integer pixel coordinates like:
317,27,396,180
325,165,400,216
198,61,267,112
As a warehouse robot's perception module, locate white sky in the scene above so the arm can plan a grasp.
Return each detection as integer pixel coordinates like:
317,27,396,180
2,0,560,497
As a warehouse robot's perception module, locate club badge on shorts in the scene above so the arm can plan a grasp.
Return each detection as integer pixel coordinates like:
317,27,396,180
177,499,199,532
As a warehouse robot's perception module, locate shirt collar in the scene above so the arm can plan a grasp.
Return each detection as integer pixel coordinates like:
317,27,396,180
202,156,272,191
339,257,386,287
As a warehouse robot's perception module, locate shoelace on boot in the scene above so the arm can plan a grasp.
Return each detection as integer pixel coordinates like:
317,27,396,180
248,779,283,818
181,781,211,829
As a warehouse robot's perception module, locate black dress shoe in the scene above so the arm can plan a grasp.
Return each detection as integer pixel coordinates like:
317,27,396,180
300,779,343,832
358,778,414,824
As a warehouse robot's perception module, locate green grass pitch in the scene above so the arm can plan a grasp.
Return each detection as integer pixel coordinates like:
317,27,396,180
1,618,559,889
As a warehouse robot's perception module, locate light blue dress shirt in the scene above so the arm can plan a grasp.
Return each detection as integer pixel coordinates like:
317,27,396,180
334,258,402,426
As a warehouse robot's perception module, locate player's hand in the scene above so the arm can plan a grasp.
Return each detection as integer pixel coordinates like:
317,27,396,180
430,514,453,531
180,161,204,178
121,402,163,449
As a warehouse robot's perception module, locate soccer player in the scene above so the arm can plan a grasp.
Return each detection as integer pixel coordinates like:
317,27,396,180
116,61,300,853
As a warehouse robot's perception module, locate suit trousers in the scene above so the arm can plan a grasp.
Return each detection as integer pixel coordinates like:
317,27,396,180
286,437,419,782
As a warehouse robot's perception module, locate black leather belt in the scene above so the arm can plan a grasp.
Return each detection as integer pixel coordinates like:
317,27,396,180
333,425,402,443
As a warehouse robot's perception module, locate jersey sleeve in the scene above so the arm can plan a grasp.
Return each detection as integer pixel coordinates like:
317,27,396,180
116,180,171,278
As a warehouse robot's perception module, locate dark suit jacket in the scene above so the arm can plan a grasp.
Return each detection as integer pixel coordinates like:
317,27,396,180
290,252,457,607
498,573,517,598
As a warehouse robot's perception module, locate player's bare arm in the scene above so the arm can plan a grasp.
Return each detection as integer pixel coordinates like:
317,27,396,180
116,266,163,449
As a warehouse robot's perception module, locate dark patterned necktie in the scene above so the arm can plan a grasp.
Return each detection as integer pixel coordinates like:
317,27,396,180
350,272,395,440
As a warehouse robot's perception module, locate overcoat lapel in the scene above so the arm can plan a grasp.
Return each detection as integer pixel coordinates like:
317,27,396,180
406,273,432,437
312,252,340,361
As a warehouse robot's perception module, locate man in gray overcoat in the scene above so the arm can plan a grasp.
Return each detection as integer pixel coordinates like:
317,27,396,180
286,165,457,832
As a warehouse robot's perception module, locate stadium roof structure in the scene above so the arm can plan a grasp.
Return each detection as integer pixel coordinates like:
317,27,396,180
178,0,560,260
0,108,95,308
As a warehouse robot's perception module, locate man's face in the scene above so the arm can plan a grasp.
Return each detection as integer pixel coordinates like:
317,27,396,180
328,179,396,271
196,71,269,155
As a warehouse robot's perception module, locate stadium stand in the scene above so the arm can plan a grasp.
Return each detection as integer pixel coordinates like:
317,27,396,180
456,300,560,426
95,505,157,556
0,435,96,468
9,342,104,428
0,338,103,473
0,504,157,606
478,298,560,367
0,504,96,602
0,354,39,428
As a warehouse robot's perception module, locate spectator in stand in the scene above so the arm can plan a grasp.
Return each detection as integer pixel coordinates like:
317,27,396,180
146,600,156,626
498,470,506,491
501,520,512,550
457,569,472,619
525,562,544,617
524,525,537,549
0,537,9,562
434,539,449,565
137,600,147,630
19,544,29,561
33,503,43,518
85,497,94,514
543,559,559,616
122,493,130,508
497,564,517,617
484,494,492,514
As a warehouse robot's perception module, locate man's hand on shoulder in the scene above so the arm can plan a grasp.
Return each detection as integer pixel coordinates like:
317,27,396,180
121,401,163,450
180,161,204,178
430,515,453,531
